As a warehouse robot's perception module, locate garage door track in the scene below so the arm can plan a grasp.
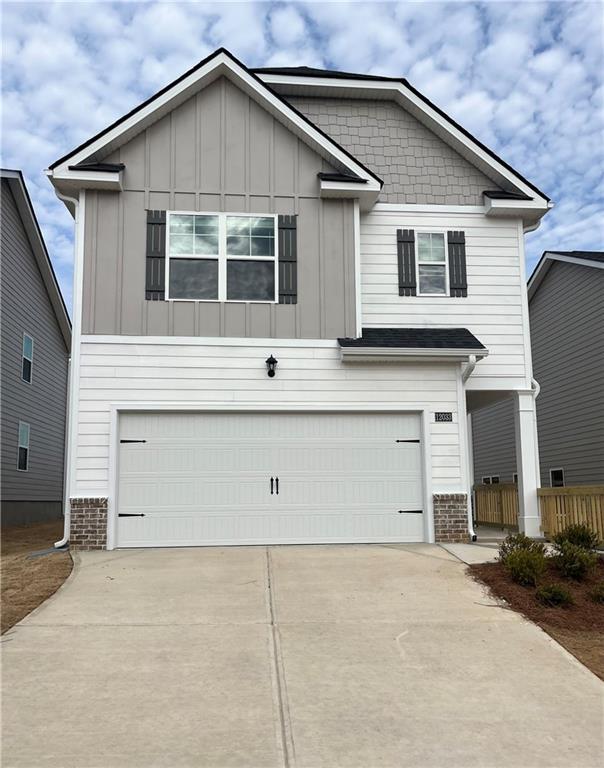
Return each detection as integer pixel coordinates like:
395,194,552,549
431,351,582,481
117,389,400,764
2,544,602,767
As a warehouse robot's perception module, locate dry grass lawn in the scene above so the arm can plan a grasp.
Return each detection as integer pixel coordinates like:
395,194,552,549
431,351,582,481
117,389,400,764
1,520,72,634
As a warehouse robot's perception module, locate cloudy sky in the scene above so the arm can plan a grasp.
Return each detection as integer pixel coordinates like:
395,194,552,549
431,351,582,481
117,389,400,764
2,1,603,312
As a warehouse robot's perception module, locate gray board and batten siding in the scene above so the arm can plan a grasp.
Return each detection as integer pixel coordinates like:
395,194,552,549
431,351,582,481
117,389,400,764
1,179,69,524
286,97,500,205
83,76,357,340
472,259,604,487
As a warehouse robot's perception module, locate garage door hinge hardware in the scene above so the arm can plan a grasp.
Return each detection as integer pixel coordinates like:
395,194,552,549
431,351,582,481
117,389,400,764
120,439,147,443
398,510,423,514
395,439,420,443
118,513,146,517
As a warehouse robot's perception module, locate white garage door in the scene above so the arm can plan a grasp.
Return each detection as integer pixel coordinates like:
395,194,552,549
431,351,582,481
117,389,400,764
117,412,425,547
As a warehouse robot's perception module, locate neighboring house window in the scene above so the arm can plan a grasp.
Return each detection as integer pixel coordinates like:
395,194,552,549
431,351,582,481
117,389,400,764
166,213,277,302
416,232,448,296
513,473,518,484
17,422,30,471
22,333,33,383
550,468,565,488
491,476,500,484
482,476,491,485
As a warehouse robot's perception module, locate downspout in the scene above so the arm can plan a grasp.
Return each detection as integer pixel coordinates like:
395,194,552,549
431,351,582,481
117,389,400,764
54,189,80,548
462,354,477,383
462,355,478,540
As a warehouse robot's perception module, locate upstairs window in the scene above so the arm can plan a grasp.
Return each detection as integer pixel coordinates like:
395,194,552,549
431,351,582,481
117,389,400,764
17,422,30,471
550,468,565,488
22,334,33,383
416,232,448,296
166,213,277,302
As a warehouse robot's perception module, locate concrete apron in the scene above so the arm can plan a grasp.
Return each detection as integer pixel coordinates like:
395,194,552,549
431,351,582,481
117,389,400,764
2,544,602,768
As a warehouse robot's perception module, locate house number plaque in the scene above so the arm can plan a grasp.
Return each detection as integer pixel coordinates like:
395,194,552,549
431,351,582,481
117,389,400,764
434,412,453,422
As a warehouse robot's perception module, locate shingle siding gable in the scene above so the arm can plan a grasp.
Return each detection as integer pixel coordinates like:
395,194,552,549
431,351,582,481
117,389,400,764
286,96,499,205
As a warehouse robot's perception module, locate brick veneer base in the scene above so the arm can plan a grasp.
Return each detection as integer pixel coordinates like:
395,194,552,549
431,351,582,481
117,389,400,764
433,494,469,543
70,498,108,550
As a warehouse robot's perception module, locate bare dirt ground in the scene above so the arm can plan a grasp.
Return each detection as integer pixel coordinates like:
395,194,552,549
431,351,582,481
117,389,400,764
1,520,72,634
471,560,604,680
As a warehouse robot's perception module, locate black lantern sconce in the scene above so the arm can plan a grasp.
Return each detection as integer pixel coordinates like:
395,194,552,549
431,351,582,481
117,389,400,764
265,355,278,378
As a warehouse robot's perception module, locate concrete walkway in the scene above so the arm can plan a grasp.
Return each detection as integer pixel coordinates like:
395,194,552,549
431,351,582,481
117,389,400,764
2,544,602,768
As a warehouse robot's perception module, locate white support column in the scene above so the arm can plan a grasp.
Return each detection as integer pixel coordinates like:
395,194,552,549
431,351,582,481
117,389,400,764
514,390,541,537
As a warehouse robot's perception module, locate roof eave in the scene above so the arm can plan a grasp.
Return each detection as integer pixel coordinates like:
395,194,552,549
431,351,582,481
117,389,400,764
528,251,604,300
339,347,488,363
1,170,71,349
47,48,382,194
258,72,550,206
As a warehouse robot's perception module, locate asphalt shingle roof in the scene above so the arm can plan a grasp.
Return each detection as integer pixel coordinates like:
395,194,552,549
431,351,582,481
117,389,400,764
338,328,486,350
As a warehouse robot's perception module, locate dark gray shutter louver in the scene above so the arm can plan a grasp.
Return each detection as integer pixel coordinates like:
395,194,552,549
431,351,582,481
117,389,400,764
447,231,468,297
278,215,297,304
146,210,166,300
397,229,416,296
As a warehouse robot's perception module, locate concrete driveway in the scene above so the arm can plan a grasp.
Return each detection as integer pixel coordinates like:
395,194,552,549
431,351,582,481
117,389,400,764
2,545,602,768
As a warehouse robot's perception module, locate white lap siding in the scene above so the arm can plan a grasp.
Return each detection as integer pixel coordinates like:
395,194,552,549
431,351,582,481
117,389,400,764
360,208,531,389
75,338,463,498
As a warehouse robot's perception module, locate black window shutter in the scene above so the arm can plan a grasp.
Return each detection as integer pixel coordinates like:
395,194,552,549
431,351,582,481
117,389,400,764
278,215,297,304
447,231,468,297
146,210,166,300
397,229,416,296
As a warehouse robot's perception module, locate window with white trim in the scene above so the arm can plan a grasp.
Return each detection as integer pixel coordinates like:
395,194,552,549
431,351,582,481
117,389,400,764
482,476,491,485
550,468,564,488
22,333,33,383
416,232,448,296
17,421,30,471
491,476,500,484
513,473,518,484
166,213,278,302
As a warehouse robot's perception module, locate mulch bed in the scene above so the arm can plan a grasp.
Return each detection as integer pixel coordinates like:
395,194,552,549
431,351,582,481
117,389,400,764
470,559,604,680
1,520,73,634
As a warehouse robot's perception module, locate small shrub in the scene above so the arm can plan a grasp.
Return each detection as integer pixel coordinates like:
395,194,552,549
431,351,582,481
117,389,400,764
554,541,598,581
553,523,600,552
499,533,546,563
536,583,574,608
504,548,547,586
589,582,604,604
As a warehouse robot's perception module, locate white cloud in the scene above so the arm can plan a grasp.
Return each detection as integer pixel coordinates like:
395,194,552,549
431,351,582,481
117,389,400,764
1,0,602,310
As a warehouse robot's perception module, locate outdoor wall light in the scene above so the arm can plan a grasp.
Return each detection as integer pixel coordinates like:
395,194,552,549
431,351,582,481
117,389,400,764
265,355,278,378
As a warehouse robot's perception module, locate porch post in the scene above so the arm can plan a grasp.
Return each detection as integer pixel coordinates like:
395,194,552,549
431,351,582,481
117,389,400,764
514,390,541,537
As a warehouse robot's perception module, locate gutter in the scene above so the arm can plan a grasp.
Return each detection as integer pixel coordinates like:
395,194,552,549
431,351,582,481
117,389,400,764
54,189,81,549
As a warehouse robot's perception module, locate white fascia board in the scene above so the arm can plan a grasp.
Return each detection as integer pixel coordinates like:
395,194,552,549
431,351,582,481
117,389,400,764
373,202,487,214
81,334,340,349
319,178,380,209
340,347,488,363
484,196,551,218
259,74,549,206
48,168,123,192
49,54,380,188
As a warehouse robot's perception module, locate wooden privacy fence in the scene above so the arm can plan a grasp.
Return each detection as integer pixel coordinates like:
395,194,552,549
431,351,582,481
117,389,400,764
539,486,604,540
473,484,519,529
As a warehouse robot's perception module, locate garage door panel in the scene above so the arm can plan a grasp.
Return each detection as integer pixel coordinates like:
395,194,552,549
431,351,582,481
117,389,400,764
117,412,425,547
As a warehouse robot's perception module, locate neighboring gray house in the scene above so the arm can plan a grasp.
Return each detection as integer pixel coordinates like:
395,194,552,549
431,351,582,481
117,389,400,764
472,251,604,488
1,169,71,525
46,48,552,550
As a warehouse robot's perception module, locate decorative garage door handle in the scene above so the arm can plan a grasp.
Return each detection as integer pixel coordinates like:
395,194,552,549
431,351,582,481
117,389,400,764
270,477,274,495
275,477,279,495
118,513,146,517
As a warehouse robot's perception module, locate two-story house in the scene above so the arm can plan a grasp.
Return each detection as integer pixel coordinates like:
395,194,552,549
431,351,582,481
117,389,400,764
46,49,551,550
1,169,71,526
